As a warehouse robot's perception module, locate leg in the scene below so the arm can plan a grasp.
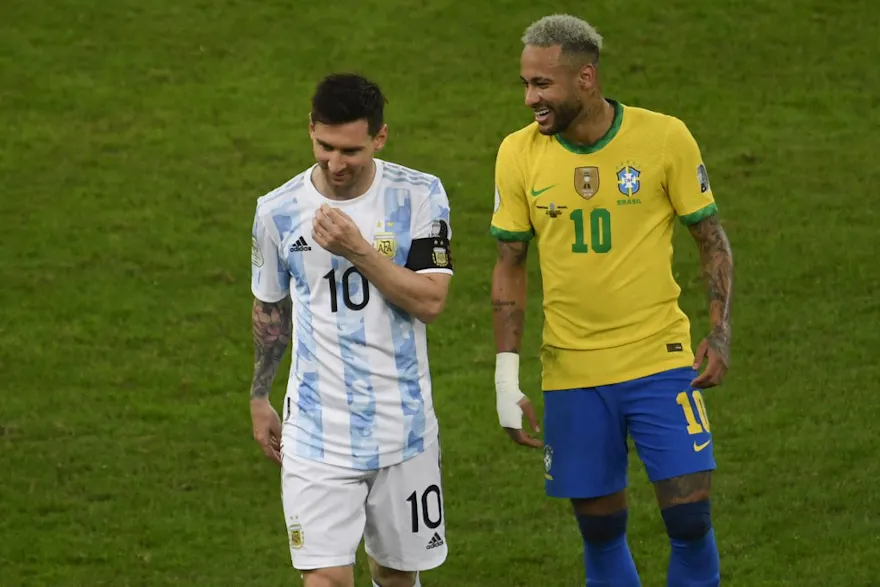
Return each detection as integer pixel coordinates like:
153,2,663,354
280,451,368,587
363,440,446,586
654,472,719,587
368,556,419,587
625,367,720,587
543,387,640,587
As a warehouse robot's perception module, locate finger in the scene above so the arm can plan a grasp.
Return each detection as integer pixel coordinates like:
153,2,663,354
519,399,541,433
690,365,718,389
693,340,708,370
505,428,543,448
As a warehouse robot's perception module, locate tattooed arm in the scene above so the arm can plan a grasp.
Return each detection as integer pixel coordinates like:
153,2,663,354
492,240,541,448
249,296,292,464
250,297,293,399
492,241,528,353
688,215,734,388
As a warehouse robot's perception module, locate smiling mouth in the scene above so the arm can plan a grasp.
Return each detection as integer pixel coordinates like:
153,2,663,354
534,107,551,123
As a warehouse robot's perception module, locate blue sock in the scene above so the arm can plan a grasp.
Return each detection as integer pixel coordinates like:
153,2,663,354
577,510,641,587
662,501,720,587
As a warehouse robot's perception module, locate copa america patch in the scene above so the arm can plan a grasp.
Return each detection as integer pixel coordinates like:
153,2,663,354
697,163,710,193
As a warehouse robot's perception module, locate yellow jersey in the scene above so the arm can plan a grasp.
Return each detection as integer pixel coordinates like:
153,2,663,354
490,100,717,390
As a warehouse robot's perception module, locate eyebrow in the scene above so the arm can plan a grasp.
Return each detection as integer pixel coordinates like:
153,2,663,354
520,76,553,84
316,139,364,152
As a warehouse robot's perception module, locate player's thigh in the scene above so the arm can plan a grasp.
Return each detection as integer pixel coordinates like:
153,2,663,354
281,452,369,571
543,386,628,499
363,440,447,572
624,367,716,484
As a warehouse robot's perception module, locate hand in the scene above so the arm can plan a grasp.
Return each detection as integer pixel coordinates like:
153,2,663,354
500,394,543,448
250,398,282,465
312,204,369,260
495,352,542,448
691,324,731,388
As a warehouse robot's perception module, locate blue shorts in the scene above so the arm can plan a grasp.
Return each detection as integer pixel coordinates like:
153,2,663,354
543,367,716,499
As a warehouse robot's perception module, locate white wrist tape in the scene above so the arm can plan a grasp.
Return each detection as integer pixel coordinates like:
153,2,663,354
495,352,525,429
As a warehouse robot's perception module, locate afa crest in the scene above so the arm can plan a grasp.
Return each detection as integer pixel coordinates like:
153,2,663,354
288,521,304,550
432,247,449,267
373,231,397,259
616,166,641,197
574,166,600,199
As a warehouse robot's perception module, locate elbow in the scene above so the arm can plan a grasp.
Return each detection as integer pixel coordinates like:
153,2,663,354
416,297,447,324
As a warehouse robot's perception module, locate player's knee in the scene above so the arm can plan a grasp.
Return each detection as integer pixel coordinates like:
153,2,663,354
661,500,713,541
576,509,628,544
368,559,418,587
301,567,353,587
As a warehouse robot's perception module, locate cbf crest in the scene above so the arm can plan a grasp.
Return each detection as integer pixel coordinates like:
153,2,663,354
543,445,553,480
617,165,641,197
574,166,600,199
288,520,304,550
373,231,397,259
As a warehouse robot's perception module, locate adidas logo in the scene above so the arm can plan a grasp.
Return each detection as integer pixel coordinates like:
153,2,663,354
289,236,311,252
425,532,444,550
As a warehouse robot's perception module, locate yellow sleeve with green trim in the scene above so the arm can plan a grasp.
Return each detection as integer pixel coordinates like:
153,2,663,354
489,135,534,241
664,117,718,225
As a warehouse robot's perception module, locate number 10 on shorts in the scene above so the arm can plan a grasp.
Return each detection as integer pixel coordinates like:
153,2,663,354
406,485,443,533
676,390,711,434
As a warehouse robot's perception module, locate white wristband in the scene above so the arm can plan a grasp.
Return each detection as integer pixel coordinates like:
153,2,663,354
495,352,525,428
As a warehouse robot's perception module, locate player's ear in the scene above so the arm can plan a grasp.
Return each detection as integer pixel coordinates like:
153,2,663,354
578,63,597,91
373,124,388,151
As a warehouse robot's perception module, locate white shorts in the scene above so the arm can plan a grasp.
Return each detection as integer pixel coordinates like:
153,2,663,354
280,440,447,572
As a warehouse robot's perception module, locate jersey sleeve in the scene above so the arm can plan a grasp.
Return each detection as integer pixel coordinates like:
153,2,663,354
251,210,290,303
404,178,453,275
664,117,718,225
489,135,534,241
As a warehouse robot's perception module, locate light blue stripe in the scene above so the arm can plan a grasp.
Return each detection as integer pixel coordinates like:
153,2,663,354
275,207,324,460
383,164,435,188
331,256,379,469
382,187,424,459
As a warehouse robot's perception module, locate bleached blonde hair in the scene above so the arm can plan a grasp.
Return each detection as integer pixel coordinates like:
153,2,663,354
521,14,603,63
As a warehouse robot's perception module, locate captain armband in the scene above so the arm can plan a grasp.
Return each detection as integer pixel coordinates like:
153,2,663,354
405,219,453,273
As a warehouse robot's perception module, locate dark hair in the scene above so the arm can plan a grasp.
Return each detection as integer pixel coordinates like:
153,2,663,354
310,73,387,136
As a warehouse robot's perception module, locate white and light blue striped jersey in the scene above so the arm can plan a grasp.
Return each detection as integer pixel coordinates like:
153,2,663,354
251,159,453,471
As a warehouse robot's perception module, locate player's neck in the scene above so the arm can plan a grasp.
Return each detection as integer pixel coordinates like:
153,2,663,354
313,160,377,201
558,97,615,148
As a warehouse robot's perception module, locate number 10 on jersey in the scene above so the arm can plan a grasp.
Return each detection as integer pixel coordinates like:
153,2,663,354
570,208,612,254
323,267,369,312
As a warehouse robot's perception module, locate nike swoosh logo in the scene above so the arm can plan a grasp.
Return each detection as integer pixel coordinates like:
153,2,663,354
693,440,712,452
531,185,555,197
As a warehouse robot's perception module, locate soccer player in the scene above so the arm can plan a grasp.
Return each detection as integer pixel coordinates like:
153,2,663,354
490,14,733,587
249,73,453,587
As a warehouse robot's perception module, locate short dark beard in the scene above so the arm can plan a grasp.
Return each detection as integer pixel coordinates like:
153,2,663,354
541,98,583,135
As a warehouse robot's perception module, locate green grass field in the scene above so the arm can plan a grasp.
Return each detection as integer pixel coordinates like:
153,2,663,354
2,0,878,585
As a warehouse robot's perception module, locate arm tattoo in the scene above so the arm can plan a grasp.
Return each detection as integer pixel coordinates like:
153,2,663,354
492,241,528,353
496,240,528,266
250,297,293,399
688,216,734,365
654,472,712,508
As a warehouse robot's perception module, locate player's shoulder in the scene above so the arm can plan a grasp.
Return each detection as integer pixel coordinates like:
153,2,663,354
498,121,549,154
379,159,441,191
254,167,312,217
620,103,691,138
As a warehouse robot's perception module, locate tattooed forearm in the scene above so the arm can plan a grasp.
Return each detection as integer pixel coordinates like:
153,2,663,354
250,297,293,400
492,240,529,353
688,216,734,364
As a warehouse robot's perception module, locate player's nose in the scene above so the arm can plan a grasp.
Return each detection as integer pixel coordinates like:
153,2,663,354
524,86,541,107
327,154,345,173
